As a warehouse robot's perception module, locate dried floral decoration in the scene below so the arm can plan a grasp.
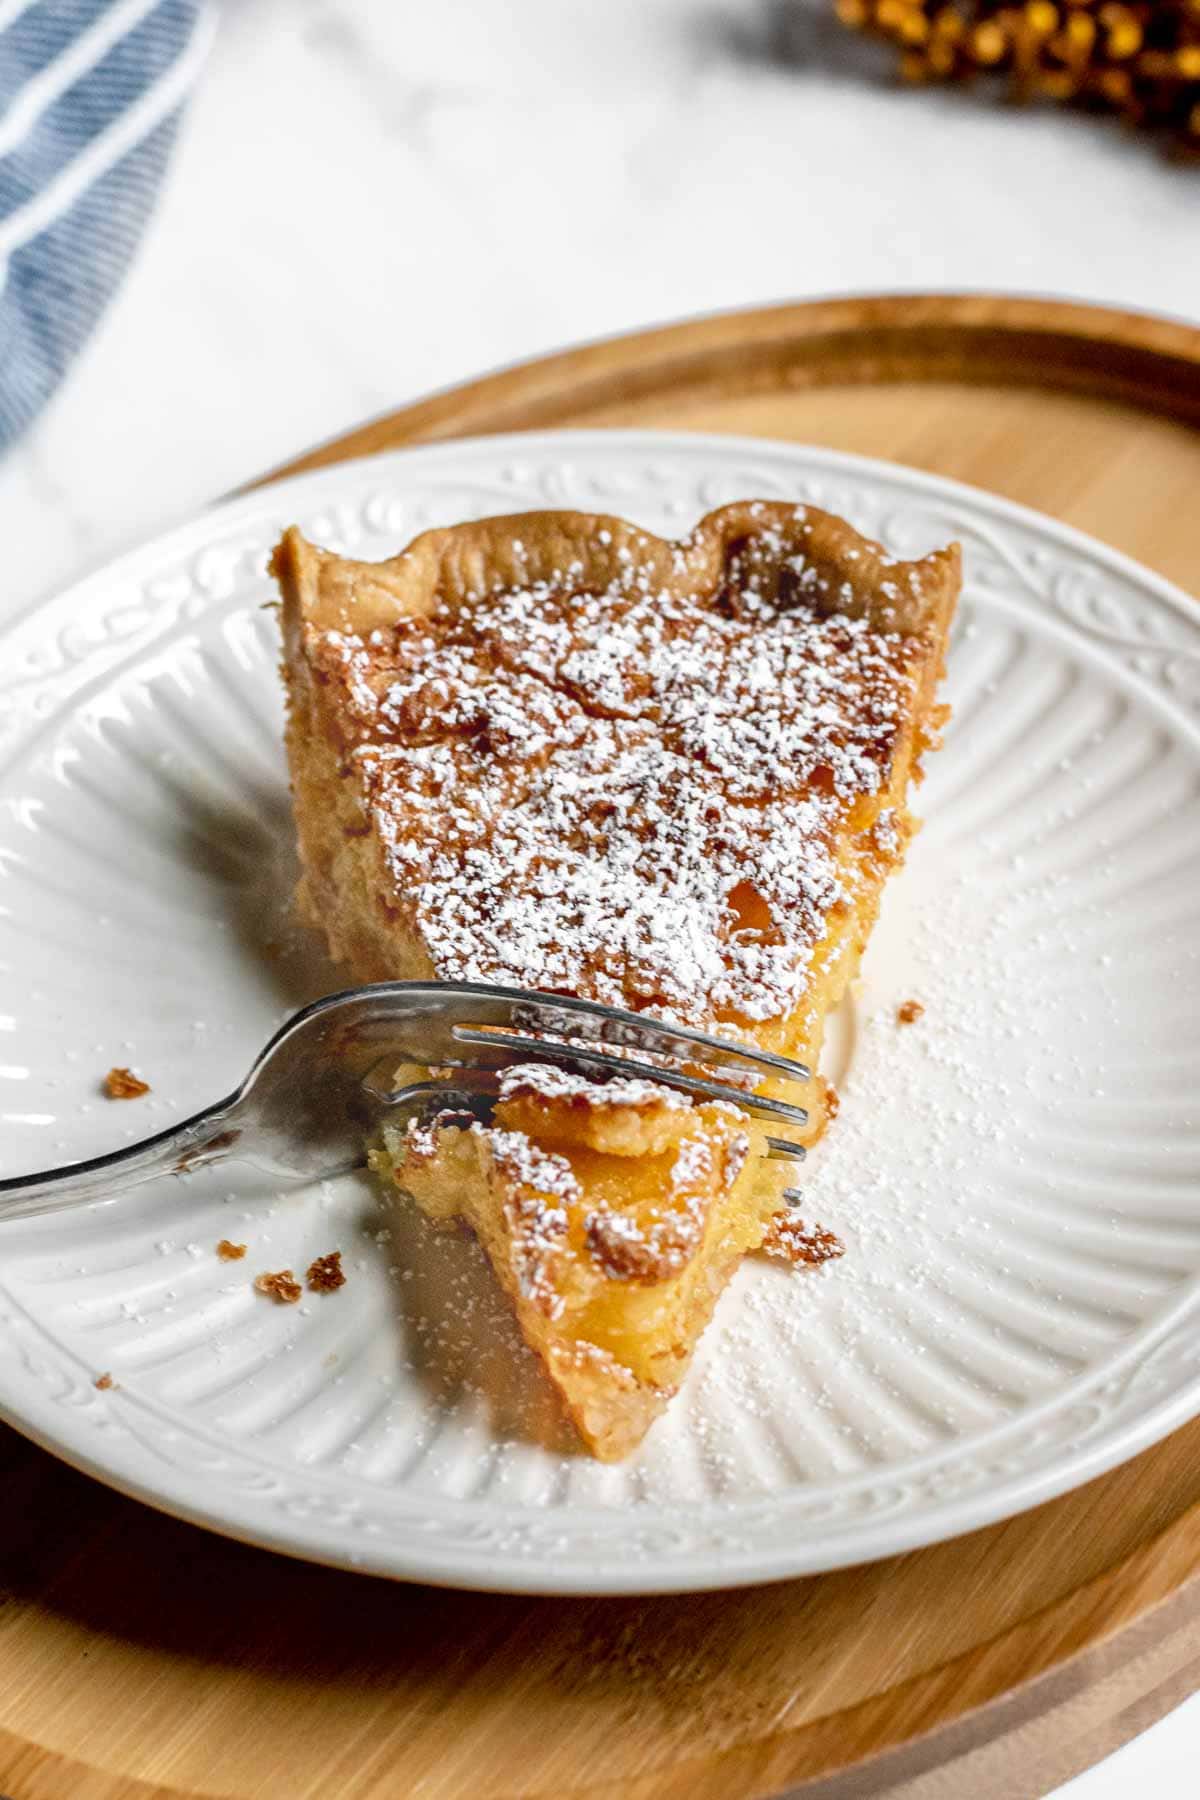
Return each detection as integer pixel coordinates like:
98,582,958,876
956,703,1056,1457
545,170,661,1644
836,0,1200,156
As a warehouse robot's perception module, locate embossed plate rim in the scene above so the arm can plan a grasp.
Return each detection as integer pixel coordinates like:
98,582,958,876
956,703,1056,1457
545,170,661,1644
1,429,1198,1593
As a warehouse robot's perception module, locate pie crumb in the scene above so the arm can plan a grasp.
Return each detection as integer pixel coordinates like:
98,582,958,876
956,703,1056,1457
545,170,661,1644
306,1251,345,1293
824,1082,841,1121
94,1372,115,1391
897,999,925,1026
762,1214,845,1267
216,1239,247,1261
104,1066,150,1099
254,1269,302,1304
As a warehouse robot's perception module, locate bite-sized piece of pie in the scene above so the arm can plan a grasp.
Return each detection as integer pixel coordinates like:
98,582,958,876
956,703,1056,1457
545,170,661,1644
274,501,959,1458
372,1065,788,1460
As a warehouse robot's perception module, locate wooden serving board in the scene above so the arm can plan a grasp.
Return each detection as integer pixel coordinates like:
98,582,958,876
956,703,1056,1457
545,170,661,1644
4,294,1200,1800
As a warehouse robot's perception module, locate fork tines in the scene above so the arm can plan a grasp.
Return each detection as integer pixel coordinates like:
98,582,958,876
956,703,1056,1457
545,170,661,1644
450,1029,809,1129
381,983,811,1162
483,988,810,1083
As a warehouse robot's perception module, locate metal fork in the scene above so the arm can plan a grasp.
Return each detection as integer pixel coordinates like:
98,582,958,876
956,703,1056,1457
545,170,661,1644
0,982,810,1223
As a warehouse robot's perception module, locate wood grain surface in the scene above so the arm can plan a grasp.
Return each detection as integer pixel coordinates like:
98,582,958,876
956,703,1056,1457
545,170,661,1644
4,294,1200,1800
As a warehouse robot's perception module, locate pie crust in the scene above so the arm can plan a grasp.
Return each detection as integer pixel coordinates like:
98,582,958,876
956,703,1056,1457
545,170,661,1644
274,501,959,1457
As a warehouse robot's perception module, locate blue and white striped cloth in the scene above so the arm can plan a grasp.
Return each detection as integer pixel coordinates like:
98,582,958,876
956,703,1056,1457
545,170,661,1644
0,0,212,451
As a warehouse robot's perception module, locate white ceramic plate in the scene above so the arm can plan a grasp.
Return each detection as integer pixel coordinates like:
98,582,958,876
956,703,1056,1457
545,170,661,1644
2,430,1199,1595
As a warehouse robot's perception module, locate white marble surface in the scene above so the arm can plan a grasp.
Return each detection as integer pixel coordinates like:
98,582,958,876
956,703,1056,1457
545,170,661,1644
2,0,1199,619
1,2,1198,1792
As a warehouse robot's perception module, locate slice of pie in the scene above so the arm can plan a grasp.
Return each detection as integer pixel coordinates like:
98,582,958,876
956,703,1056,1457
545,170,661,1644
273,501,959,1458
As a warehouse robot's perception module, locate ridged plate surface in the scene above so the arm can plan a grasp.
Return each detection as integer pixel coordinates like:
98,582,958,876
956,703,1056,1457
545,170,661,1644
1,432,1199,1594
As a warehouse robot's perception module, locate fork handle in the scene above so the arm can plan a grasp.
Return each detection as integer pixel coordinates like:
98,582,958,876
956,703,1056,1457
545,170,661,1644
0,1096,245,1223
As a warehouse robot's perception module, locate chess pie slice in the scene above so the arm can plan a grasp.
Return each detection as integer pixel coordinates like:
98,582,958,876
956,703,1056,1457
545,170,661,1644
273,501,959,1459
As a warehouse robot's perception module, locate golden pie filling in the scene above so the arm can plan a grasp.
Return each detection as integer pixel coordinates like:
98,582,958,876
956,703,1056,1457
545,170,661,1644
371,1068,789,1460
275,500,959,1458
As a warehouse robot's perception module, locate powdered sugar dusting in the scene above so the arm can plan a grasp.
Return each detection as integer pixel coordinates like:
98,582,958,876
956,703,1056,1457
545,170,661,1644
483,1125,580,1203
496,1063,690,1111
480,1125,575,1318
310,527,927,1025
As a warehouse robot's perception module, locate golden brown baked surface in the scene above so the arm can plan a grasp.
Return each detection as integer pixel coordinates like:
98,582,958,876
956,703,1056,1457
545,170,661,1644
373,1067,788,1461
275,502,958,1458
